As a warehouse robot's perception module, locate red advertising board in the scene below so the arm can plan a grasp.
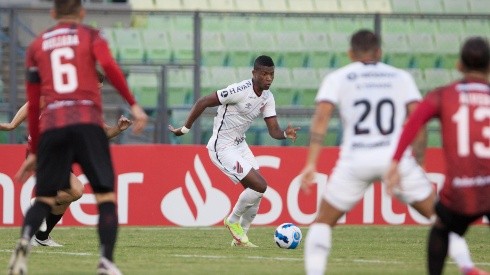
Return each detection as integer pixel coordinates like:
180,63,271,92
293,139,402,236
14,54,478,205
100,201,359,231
0,145,486,226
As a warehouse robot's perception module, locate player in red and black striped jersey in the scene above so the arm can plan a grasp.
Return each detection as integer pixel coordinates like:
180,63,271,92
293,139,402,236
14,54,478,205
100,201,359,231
386,37,490,275
7,1,148,274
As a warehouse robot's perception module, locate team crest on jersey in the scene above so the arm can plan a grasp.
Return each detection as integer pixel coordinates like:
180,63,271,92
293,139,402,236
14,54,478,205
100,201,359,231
221,90,229,98
347,72,357,80
233,161,243,174
245,103,252,109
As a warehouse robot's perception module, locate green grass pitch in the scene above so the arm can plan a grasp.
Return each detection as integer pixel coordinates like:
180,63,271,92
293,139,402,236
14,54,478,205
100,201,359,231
0,225,488,274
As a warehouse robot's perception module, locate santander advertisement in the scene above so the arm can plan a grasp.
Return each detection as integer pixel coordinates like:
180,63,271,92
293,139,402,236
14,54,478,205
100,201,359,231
0,145,486,227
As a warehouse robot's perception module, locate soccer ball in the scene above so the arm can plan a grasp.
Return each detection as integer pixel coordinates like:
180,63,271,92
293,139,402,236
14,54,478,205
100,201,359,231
274,223,302,249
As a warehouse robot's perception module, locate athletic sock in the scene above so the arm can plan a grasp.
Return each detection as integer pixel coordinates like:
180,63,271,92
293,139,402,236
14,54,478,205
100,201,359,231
240,198,261,235
228,188,263,224
21,201,51,240
98,202,118,262
304,223,332,275
428,225,449,275
448,232,474,271
35,213,63,241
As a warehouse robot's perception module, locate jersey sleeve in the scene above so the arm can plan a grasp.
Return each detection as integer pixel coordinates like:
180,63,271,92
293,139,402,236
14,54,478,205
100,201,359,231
400,70,422,103
315,71,341,104
25,45,41,154
262,92,277,118
216,82,247,105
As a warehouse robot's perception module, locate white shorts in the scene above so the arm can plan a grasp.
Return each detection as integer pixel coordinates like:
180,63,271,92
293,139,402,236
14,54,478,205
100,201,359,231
208,142,259,183
324,156,433,212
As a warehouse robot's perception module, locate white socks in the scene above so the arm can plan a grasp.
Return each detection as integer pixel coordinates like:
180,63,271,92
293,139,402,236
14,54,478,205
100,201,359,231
305,223,332,275
228,188,263,224
448,232,474,270
240,201,260,235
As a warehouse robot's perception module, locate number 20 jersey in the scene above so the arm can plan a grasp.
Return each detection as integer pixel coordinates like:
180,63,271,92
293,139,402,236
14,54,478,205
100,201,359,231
316,61,421,164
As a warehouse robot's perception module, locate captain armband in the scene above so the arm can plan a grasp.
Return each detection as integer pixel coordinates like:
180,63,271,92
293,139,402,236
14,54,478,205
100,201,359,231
26,67,41,84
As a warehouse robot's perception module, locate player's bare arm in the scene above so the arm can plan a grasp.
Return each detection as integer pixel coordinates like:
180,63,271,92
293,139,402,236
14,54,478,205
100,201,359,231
300,101,335,193
129,104,148,134
169,93,221,136
406,102,427,166
0,102,28,131
264,117,300,141
104,115,132,139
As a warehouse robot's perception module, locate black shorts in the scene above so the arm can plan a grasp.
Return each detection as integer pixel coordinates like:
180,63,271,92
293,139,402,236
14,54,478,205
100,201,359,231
435,201,490,236
35,124,115,197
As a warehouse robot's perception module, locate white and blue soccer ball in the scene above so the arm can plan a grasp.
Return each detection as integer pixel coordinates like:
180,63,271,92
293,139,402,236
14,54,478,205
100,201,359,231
274,223,302,249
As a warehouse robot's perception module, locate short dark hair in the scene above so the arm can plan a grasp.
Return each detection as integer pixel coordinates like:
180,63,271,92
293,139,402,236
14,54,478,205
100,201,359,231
460,36,490,72
350,29,380,53
54,0,82,18
254,55,274,69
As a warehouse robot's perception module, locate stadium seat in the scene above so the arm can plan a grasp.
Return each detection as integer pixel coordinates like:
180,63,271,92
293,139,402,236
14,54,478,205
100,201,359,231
234,0,263,12
261,0,289,12
272,67,297,106
221,31,253,66
365,0,392,13
168,31,194,62
339,0,367,13
275,33,307,67
302,32,333,68
129,0,155,10
112,28,145,63
407,33,438,69
281,17,309,33
208,0,235,11
248,32,280,65
468,0,490,14
287,0,315,13
166,68,190,107
307,17,336,32
140,29,172,63
437,19,466,35
427,119,441,147
202,31,226,66
209,66,238,90
416,0,444,13
316,68,335,79
423,68,453,90
145,15,175,31
172,16,194,31
411,18,439,34
223,16,255,32
442,0,470,13
253,17,284,33
405,68,428,93
463,19,490,38
328,32,351,67
382,33,413,68
433,33,460,69
291,68,319,106
382,18,413,34
390,0,419,13
334,17,362,33
101,28,119,60
235,67,252,80
181,0,211,11
154,0,182,10
202,16,227,32
127,73,159,109
313,0,341,13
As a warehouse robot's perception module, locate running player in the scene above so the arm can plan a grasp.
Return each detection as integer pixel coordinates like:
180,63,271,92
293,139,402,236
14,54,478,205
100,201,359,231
7,0,148,274
385,36,490,275
169,55,299,247
299,29,476,275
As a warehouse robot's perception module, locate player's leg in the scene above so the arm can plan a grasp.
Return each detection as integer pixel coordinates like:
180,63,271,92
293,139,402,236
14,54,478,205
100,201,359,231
305,164,369,275
33,173,84,246
74,125,121,273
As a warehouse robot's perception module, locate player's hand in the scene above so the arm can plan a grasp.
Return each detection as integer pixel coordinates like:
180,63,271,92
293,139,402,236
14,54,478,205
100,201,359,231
384,161,401,197
285,124,301,142
130,104,148,134
0,123,14,131
168,124,186,136
15,154,36,183
299,164,316,195
117,115,132,132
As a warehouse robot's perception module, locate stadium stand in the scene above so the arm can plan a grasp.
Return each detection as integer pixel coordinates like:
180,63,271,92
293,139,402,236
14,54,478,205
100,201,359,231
416,0,444,14
390,0,419,13
140,29,172,63
313,0,341,13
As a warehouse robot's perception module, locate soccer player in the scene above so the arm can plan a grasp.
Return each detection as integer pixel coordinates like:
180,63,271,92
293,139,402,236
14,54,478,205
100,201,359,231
0,101,133,247
7,0,148,274
169,55,299,247
299,29,475,275
385,37,490,275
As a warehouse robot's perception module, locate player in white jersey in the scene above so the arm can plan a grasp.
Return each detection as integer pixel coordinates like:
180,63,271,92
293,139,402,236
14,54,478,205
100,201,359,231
298,30,475,275
169,55,299,247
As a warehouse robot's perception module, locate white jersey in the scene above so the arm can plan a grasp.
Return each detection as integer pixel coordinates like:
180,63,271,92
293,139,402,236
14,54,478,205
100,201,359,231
316,61,421,164
206,79,277,152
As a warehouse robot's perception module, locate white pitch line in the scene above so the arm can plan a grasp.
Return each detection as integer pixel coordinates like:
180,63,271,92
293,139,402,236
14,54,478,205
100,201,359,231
0,249,94,256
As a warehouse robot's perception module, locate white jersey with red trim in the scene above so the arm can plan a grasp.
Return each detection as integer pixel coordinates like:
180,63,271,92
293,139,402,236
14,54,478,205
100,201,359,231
316,61,422,163
206,79,276,152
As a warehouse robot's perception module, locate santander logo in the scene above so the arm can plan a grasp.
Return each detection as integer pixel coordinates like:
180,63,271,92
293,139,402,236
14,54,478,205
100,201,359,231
161,155,231,226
